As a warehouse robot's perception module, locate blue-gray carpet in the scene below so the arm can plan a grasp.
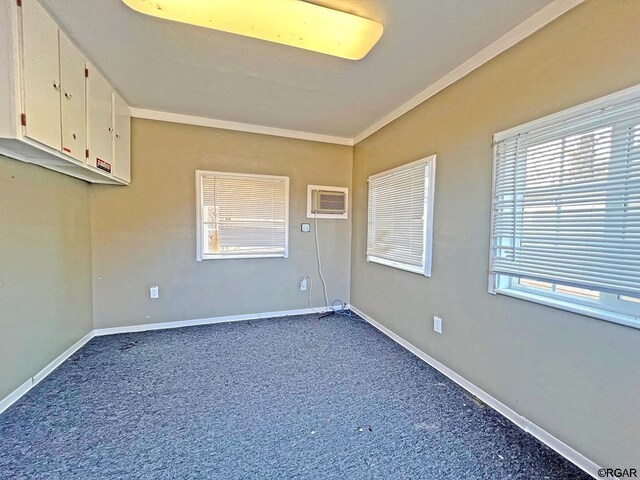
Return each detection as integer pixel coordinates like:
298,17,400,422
1,314,590,479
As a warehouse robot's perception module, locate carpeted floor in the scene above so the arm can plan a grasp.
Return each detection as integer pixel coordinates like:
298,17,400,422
0,314,590,479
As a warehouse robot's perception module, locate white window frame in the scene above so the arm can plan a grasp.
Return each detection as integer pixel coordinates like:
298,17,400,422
496,275,640,329
195,170,289,261
367,155,436,276
488,84,640,330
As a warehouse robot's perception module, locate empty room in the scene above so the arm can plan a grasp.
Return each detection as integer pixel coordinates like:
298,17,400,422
1,0,639,478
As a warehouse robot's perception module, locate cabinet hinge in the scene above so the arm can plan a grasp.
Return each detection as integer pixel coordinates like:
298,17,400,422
85,68,89,78
85,149,89,159
21,113,26,126
17,0,22,7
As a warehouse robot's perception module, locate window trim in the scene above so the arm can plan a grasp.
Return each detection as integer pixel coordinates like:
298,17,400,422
195,170,290,261
488,83,640,329
494,281,640,330
366,155,436,277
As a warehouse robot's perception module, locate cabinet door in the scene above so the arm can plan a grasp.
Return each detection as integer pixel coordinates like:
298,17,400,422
87,65,113,173
59,33,86,162
21,0,61,150
113,92,131,182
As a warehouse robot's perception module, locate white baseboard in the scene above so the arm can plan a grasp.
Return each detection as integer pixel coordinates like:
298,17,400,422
348,305,601,480
2,304,600,479
0,331,94,414
1,306,331,415
0,379,32,415
93,306,332,336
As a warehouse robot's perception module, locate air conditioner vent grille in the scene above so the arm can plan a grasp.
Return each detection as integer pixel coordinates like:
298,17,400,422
307,185,348,219
313,191,346,214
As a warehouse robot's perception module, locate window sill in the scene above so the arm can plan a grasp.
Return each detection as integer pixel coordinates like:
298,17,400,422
198,253,287,261
495,287,640,330
367,255,430,277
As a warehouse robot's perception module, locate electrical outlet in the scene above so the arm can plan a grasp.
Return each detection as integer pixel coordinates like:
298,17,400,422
301,223,311,233
150,285,159,299
300,278,308,291
433,316,442,334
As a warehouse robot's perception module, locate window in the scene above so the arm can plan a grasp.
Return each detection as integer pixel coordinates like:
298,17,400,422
489,86,640,328
196,171,289,260
367,155,436,276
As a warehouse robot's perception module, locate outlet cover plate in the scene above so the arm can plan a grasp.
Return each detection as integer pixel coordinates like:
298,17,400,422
433,316,442,334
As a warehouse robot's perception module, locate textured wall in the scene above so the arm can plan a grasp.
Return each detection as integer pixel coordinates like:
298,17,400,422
350,0,640,469
0,156,93,400
90,119,352,328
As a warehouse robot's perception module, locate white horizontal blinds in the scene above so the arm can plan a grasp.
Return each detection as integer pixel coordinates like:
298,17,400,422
201,173,287,257
491,96,640,296
367,159,429,271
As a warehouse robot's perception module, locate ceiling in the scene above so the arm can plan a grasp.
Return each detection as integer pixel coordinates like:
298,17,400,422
41,0,554,140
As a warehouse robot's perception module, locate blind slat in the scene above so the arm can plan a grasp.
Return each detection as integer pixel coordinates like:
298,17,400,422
367,157,435,274
491,96,640,296
200,173,288,257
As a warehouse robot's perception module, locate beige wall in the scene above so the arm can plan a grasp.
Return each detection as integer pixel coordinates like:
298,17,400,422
350,0,640,469
2,0,638,470
90,119,352,328
0,156,93,400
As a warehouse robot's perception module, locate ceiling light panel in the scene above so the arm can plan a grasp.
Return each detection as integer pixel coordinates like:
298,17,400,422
122,0,383,60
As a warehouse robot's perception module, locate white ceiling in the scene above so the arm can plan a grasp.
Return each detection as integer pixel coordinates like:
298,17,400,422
41,0,554,139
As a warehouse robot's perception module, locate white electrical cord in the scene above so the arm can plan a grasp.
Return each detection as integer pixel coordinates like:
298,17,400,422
306,215,354,320
302,274,322,314
314,215,329,308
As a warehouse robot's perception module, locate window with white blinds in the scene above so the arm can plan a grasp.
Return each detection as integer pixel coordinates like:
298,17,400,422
367,155,436,276
196,171,289,260
490,86,640,327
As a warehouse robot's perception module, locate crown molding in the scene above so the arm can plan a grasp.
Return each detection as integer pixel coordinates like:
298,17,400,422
131,0,584,148
352,0,586,145
130,108,354,146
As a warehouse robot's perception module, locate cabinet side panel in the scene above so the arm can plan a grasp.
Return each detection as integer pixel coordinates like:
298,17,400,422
0,0,20,139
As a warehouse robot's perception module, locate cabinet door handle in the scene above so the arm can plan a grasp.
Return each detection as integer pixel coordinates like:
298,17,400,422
115,133,120,139
108,127,113,132
52,82,60,90
64,92,72,99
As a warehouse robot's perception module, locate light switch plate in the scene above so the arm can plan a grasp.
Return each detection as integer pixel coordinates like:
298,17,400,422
150,285,159,299
301,223,311,233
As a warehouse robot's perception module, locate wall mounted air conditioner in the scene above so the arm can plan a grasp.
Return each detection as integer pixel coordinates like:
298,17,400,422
307,185,348,219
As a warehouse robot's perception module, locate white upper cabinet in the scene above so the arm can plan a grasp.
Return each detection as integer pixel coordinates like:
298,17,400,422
113,92,131,182
0,0,130,185
21,0,61,150
59,33,87,163
87,65,114,173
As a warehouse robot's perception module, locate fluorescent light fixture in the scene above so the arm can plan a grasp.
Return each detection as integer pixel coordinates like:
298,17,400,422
122,0,383,60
